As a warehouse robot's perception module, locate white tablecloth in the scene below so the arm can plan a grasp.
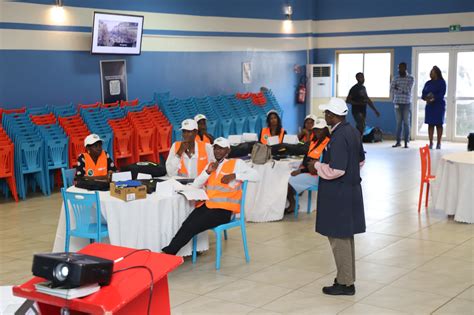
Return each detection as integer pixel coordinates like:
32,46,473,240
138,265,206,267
432,151,474,223
245,159,315,222
52,187,209,256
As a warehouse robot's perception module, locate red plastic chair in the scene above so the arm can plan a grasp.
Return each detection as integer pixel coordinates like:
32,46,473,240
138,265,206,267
418,145,436,212
120,99,139,107
101,101,119,108
31,113,57,125
78,102,101,110
0,140,19,202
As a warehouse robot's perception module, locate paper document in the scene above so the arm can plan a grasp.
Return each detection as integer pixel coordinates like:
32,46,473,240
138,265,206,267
283,135,299,144
228,135,243,145
155,180,175,198
35,281,100,299
177,185,209,201
112,171,132,182
242,133,258,142
137,173,152,180
267,136,279,146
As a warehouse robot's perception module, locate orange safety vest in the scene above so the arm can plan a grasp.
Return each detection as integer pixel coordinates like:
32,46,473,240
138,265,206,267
204,159,242,213
195,133,212,144
175,141,209,177
260,127,285,145
84,151,108,176
307,137,330,160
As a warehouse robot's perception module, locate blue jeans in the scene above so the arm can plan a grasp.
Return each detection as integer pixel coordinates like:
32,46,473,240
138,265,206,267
394,103,411,143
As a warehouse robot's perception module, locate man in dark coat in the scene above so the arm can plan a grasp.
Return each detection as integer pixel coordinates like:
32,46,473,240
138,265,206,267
308,97,366,296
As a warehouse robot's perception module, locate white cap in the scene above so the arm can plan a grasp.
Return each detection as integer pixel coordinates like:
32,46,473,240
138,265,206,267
84,134,102,147
213,137,230,149
180,119,198,131
319,98,348,116
266,109,279,117
304,114,317,122
312,117,328,129
194,114,207,122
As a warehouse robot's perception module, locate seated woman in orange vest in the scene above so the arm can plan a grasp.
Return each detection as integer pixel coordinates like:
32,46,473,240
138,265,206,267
260,109,286,145
75,134,117,180
298,114,317,143
166,119,215,178
162,137,259,255
194,114,214,144
285,118,330,214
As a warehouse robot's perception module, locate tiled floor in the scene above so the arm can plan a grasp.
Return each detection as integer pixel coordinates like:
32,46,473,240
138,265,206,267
1,141,473,314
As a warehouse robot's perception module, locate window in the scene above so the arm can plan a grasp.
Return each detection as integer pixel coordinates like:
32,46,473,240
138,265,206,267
336,50,393,99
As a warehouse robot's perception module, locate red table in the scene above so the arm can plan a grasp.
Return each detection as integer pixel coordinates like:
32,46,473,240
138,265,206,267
13,243,183,314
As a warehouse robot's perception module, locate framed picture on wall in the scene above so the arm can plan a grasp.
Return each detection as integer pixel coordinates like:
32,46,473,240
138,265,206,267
91,12,144,55
100,60,128,103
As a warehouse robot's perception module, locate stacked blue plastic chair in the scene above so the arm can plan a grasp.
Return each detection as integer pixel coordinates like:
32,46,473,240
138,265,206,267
225,95,249,134
36,122,69,194
51,103,76,117
210,96,234,137
2,112,48,199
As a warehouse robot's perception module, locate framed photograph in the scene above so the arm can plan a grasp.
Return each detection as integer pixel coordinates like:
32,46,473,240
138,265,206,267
91,12,144,55
100,60,127,103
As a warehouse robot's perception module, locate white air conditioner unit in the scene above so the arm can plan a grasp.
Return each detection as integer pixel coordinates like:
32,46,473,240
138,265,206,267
306,64,333,117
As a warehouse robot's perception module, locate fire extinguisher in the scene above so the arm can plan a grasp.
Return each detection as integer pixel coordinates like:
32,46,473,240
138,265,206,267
296,76,306,104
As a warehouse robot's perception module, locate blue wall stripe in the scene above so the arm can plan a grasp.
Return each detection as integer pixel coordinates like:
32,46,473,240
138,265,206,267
313,0,474,20
2,22,473,40
13,0,314,21
312,27,474,38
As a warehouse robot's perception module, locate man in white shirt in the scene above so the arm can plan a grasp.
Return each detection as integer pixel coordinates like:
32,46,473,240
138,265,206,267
162,137,259,255
166,119,215,178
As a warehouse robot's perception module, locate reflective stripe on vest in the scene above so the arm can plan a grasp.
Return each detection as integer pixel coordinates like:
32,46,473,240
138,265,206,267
260,127,285,145
307,137,330,160
205,159,242,213
175,141,208,176
84,151,108,176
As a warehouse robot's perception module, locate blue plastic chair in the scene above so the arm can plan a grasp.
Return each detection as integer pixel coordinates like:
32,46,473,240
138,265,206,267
61,168,76,189
294,154,323,218
61,188,108,252
192,181,250,270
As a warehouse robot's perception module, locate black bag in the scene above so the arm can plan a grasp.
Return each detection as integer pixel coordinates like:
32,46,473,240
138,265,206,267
363,127,383,143
120,162,166,179
468,133,474,151
139,179,158,194
283,143,309,156
228,141,255,158
75,177,110,191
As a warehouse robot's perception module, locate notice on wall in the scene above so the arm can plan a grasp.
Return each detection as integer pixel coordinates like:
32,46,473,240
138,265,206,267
242,61,252,84
100,60,128,103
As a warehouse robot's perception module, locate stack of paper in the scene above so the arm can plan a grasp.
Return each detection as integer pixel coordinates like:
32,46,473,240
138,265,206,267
34,281,100,300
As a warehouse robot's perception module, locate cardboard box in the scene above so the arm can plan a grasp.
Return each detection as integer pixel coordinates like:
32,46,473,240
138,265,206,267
110,182,147,202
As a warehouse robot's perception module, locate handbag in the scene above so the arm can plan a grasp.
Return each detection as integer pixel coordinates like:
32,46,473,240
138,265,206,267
251,143,272,164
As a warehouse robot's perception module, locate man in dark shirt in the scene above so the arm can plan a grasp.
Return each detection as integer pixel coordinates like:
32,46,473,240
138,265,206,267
346,72,380,136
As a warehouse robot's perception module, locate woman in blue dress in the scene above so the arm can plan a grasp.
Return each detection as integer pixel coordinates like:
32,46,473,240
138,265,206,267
421,66,446,149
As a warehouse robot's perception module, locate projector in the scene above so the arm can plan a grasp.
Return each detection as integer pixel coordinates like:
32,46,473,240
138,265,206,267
32,252,114,288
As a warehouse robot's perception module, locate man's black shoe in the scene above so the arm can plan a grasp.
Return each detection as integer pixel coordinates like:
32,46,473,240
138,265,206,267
322,283,355,296
392,143,401,148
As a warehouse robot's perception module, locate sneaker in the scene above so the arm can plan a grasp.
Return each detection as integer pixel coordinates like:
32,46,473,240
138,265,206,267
392,143,401,148
322,283,355,296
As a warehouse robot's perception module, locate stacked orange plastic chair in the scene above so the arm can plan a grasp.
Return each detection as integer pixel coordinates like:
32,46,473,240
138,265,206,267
144,105,172,159
418,145,436,212
0,127,18,202
126,111,158,163
120,99,139,107
108,117,138,168
30,113,57,125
